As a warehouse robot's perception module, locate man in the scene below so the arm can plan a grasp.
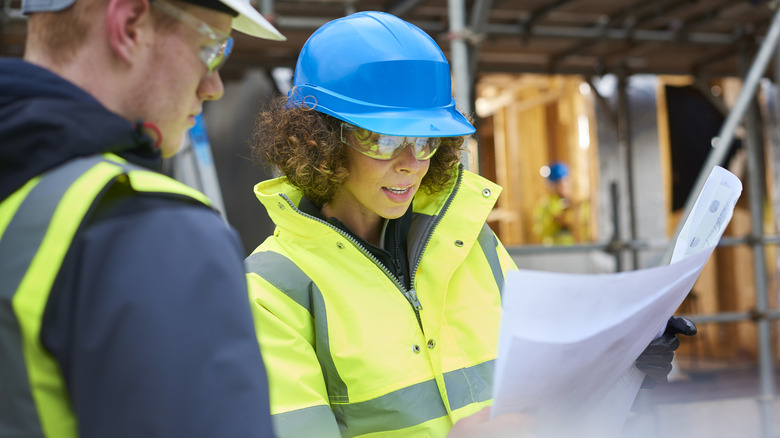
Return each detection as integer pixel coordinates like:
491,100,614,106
533,161,591,245
0,0,284,436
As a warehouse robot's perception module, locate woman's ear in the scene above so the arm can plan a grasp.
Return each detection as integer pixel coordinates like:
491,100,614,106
105,0,152,64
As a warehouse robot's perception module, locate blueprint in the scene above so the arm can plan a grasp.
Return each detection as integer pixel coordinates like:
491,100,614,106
491,166,742,438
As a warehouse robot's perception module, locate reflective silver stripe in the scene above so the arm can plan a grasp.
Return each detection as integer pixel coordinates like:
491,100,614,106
477,223,504,295
443,360,494,411
245,250,314,314
245,251,348,401
0,155,110,437
331,361,492,436
272,404,341,438
0,156,105,307
332,378,448,438
270,358,491,437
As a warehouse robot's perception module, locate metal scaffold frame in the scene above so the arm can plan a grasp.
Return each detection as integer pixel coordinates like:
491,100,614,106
454,4,780,436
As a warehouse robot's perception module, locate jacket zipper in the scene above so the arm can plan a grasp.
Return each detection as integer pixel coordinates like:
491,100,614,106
278,196,423,314
276,165,464,331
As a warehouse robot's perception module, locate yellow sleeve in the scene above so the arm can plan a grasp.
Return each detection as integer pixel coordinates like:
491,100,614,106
247,273,341,438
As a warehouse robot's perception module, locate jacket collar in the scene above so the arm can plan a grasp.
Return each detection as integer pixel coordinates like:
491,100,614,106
0,58,160,202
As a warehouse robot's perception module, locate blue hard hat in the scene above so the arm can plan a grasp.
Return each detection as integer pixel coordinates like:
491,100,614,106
548,162,569,182
288,11,475,138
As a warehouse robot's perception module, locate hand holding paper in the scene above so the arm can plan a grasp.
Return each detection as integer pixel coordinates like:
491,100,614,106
635,316,698,388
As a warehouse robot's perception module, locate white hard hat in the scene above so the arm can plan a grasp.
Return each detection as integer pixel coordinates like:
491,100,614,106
22,0,285,41
219,0,284,40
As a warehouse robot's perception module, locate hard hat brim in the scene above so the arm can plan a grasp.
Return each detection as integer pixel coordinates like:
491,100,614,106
221,0,285,40
339,108,476,138
290,85,475,137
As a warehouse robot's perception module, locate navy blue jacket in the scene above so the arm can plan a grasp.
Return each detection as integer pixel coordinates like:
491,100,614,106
0,58,275,437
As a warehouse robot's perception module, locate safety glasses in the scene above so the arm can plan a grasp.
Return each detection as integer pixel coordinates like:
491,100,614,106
340,123,441,161
152,0,234,75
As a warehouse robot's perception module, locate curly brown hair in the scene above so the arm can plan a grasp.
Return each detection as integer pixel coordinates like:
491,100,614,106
250,94,466,207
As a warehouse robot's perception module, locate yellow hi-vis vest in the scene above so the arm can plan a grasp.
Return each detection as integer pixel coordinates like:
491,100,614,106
246,168,517,438
0,153,210,437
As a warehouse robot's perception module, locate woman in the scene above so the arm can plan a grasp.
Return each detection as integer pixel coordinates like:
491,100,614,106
246,11,519,437
245,10,688,438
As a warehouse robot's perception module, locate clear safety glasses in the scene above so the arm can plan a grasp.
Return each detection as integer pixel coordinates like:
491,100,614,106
340,123,441,161
152,0,234,75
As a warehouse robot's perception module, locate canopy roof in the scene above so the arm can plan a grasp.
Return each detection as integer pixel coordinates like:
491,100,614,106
1,0,774,82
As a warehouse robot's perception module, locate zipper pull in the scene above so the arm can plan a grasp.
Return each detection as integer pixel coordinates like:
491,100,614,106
407,288,423,310
393,258,405,287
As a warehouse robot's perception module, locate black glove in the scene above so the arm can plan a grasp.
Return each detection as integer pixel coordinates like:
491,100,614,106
635,316,697,389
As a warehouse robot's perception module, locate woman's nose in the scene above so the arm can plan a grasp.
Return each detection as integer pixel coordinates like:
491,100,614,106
394,143,423,173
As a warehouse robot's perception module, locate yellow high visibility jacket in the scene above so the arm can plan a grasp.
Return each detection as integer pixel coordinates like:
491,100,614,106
246,168,517,438
532,194,591,246
0,153,210,437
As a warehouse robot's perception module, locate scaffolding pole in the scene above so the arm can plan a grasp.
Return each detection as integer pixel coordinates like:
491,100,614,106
741,41,777,438
617,74,640,270
660,9,780,437
447,0,472,170
663,9,780,264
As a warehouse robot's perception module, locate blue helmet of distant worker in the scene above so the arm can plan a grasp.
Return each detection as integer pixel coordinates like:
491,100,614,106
288,11,475,138
548,162,569,182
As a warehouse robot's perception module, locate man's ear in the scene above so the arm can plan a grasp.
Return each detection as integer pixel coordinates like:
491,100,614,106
106,0,152,64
